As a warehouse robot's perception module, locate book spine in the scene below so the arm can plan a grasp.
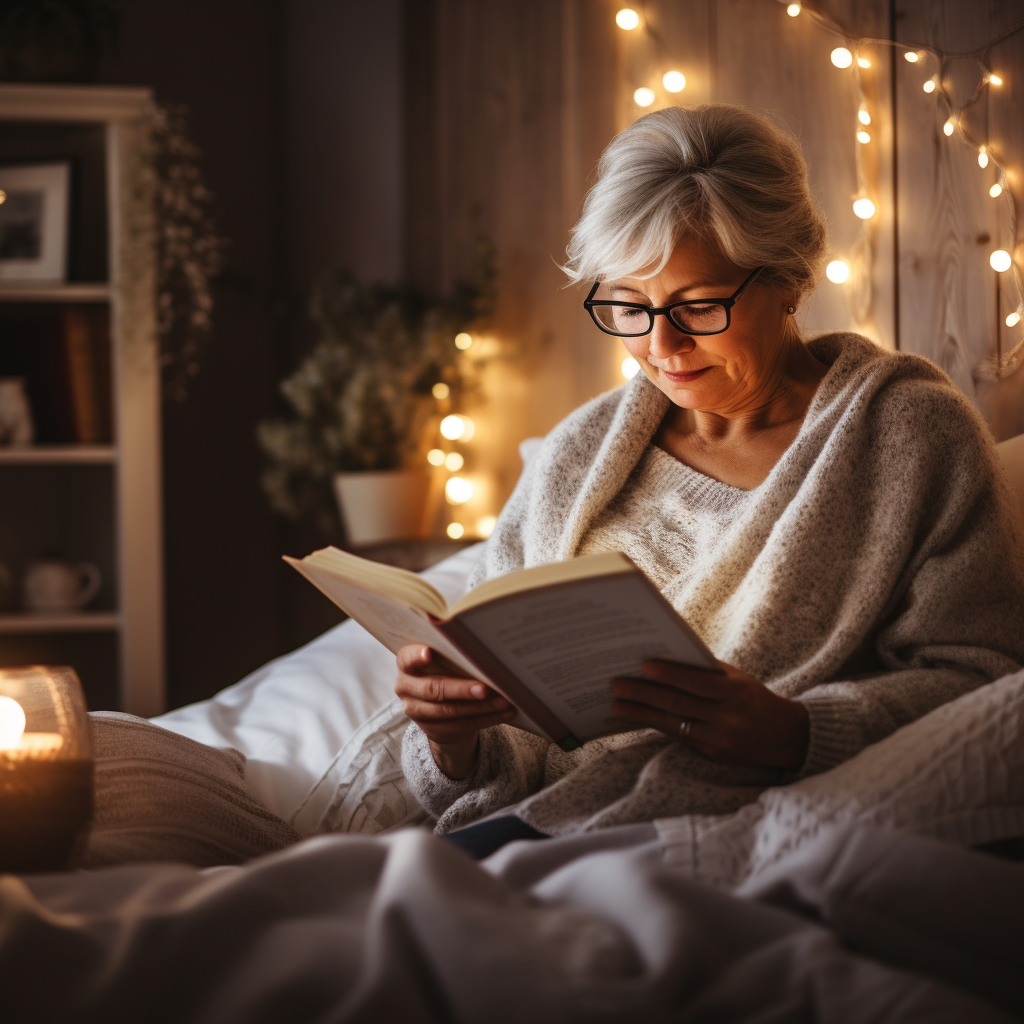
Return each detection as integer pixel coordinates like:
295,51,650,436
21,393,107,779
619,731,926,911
436,617,579,748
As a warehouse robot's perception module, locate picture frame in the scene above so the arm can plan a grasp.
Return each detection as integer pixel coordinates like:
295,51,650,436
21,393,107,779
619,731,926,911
0,162,70,283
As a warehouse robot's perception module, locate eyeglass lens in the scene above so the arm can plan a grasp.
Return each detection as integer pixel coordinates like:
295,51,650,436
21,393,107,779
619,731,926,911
590,296,728,336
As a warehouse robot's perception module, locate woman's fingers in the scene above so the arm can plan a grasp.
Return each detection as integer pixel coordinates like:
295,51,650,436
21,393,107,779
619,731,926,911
611,697,704,741
639,658,743,698
401,692,513,721
611,676,715,721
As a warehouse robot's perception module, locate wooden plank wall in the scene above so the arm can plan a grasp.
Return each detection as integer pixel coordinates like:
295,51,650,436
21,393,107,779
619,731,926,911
406,0,1024,514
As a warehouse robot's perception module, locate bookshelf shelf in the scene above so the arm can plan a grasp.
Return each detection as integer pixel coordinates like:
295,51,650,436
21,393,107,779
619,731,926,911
0,284,111,303
0,445,116,465
0,611,120,634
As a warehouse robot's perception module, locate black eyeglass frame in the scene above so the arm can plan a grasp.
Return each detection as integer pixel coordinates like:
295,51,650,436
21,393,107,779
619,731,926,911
583,266,764,338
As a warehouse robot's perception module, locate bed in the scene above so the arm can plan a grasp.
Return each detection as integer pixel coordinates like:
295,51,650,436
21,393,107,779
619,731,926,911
2,438,1024,1022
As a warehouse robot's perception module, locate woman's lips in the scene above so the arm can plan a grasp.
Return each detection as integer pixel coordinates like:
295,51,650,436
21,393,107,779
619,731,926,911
659,366,710,383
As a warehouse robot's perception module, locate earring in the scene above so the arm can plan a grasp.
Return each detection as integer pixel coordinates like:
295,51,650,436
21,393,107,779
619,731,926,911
787,306,795,315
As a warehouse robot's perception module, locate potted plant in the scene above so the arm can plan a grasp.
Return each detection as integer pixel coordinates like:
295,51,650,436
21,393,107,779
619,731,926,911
258,244,495,545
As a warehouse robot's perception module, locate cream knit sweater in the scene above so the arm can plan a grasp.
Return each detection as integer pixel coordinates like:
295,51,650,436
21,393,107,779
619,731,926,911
402,334,1024,835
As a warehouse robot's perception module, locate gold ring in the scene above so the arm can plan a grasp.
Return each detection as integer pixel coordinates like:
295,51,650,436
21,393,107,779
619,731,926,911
679,718,692,737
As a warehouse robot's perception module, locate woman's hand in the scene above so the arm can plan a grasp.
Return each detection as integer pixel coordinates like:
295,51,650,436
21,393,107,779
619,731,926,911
395,644,517,780
611,659,810,771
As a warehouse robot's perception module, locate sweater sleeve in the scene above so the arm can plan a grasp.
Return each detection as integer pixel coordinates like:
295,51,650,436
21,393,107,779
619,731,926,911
401,722,550,834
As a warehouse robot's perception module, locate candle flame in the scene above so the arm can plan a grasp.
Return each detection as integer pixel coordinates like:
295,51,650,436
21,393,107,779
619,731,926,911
0,695,26,749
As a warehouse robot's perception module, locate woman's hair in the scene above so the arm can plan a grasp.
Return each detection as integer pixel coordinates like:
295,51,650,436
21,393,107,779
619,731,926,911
564,104,829,300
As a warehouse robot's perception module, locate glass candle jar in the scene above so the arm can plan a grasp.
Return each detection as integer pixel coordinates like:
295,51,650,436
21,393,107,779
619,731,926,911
0,666,94,873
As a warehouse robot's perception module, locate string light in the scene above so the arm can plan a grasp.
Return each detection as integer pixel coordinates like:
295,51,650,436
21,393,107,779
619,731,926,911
447,522,465,539
978,146,989,169
662,71,686,92
830,47,853,69
1006,311,1021,328
904,51,920,63
476,515,498,538
786,2,800,15
439,414,470,440
923,78,936,93
427,448,445,466
826,260,851,284
633,87,655,107
444,451,464,471
615,8,640,30
989,73,1003,86
857,57,871,69
454,332,473,350
431,382,450,400
858,107,871,126
621,356,641,379
445,477,474,505
990,249,1013,272
991,183,1004,198
857,130,871,144
943,118,956,137
852,197,876,220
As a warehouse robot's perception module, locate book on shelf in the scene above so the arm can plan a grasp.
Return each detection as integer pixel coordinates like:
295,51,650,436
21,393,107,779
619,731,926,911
286,546,719,751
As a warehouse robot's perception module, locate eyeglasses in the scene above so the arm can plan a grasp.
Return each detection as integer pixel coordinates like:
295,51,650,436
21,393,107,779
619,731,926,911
583,266,763,338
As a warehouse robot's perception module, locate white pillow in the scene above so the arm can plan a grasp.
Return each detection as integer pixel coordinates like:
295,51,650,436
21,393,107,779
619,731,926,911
152,543,483,824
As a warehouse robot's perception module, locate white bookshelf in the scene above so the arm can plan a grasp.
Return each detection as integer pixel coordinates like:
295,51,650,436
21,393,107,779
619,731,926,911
0,84,165,716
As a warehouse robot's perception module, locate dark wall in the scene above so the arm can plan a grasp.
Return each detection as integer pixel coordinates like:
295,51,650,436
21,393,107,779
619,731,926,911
99,0,402,709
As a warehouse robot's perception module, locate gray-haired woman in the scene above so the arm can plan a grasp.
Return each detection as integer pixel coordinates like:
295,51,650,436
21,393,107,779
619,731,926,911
395,104,1024,858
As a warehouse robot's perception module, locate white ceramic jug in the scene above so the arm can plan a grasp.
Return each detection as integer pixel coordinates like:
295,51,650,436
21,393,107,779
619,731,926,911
23,559,102,613
0,378,35,445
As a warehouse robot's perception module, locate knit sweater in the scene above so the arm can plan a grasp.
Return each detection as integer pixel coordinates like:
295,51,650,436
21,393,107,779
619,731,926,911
402,333,1024,836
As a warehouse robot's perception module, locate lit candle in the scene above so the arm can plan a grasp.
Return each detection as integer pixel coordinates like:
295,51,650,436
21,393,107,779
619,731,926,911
0,695,64,757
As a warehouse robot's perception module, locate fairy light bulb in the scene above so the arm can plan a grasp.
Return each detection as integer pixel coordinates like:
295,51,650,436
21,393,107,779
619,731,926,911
825,260,850,284
621,356,641,379
857,57,871,69
852,197,876,220
943,118,956,137
858,108,871,126
615,8,640,30
444,452,464,471
476,515,498,538
990,183,1004,198
634,87,655,107
0,695,26,749
978,146,989,169
1005,311,1021,328
857,130,871,144
662,71,686,93
445,476,474,505
830,47,853,69
904,51,920,63
990,249,1012,273
923,78,936,93
427,448,445,466
454,332,473,350
440,415,465,440
431,382,450,400
446,522,465,539
989,73,1003,86
786,3,800,15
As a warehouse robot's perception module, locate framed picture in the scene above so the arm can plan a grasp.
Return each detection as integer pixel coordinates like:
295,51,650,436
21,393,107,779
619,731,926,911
0,162,70,283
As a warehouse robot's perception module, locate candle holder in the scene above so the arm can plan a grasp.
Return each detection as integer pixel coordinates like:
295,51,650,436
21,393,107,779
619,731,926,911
0,666,94,873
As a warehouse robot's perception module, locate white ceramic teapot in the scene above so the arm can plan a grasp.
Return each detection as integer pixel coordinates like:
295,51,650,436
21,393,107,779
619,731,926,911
23,559,102,613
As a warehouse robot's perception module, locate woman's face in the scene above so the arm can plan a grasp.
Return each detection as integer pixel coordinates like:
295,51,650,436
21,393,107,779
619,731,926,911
608,239,798,417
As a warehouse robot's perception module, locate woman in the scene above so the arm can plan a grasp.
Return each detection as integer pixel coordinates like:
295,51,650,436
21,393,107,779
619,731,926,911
396,104,1024,854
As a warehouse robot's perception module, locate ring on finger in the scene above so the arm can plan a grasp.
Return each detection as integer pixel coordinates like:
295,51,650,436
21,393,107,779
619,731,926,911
679,718,692,738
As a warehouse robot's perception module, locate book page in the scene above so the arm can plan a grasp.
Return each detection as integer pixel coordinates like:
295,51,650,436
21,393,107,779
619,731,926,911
455,572,717,740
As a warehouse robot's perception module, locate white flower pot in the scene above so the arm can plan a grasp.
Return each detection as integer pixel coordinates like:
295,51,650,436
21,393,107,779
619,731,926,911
333,469,438,546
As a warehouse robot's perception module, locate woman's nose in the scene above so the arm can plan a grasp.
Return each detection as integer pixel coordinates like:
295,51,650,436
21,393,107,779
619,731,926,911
647,316,695,359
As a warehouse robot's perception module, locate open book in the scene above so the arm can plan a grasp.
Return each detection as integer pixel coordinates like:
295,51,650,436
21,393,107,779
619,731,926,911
285,547,719,751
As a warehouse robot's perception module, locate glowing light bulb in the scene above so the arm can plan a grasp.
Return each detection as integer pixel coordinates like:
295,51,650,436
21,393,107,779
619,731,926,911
989,73,1003,86
852,197,876,220
444,451,464,471
634,87,655,107
858,108,871,126
857,57,871,69
427,448,446,467
615,8,640,29
943,118,956,136
431,382,450,400
662,70,686,93
857,130,871,144
1006,311,1021,328
0,695,26,749
830,47,853,69
454,332,473,350
445,476,474,505
476,515,498,538
446,522,465,539
978,147,989,169
991,183,1004,198
990,249,1012,273
0,189,6,205
826,260,850,284
786,2,800,16
621,356,641,379
904,51,920,63
440,415,465,440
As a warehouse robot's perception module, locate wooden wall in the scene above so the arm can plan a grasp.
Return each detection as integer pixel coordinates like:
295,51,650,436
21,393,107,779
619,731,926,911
407,0,1024,513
